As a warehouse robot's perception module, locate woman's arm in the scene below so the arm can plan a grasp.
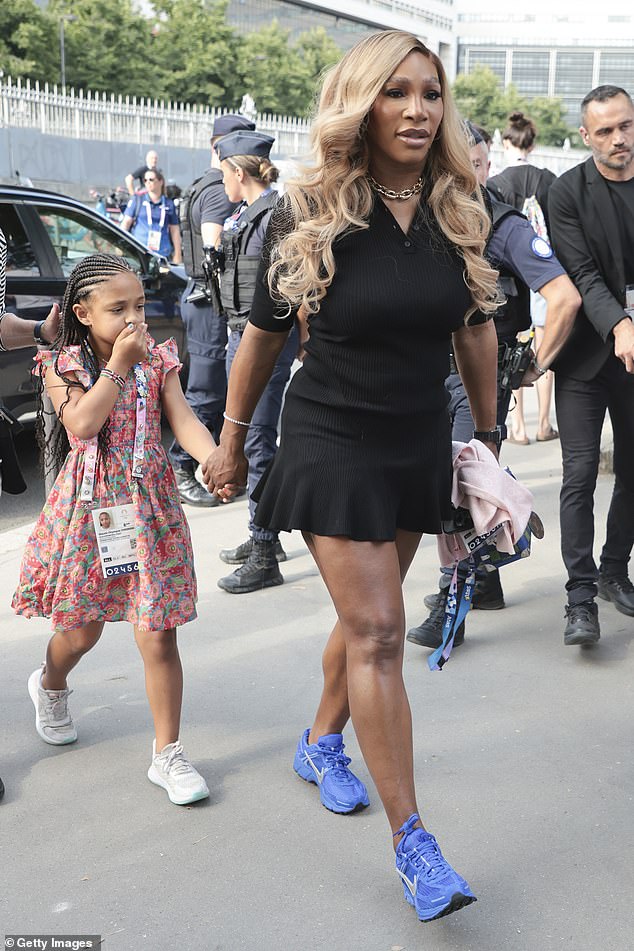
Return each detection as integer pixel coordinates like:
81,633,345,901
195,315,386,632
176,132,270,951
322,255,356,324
161,369,216,463
45,325,147,440
169,224,182,264
0,304,60,351
452,318,499,455
202,322,290,494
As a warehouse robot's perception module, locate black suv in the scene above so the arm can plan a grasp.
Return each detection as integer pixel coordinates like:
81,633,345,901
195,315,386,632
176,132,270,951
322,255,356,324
0,185,188,421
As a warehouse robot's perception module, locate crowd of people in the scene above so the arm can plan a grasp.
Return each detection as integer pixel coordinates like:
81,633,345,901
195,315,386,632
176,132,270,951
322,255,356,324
1,28,633,924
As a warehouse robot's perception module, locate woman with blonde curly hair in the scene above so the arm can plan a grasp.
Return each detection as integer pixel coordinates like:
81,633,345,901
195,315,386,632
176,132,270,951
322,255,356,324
204,30,500,922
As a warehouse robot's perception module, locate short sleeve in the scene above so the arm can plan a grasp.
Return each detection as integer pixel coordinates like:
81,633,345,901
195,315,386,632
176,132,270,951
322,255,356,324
155,338,182,389
167,200,179,226
248,198,296,333
123,197,137,218
199,185,235,227
33,347,91,387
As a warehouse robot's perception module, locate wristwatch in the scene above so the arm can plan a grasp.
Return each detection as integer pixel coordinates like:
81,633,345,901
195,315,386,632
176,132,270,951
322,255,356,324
473,426,502,449
33,320,49,346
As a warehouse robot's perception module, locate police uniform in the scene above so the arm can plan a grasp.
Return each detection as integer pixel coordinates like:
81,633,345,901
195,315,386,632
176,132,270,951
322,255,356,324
215,131,299,592
169,114,255,502
446,193,566,444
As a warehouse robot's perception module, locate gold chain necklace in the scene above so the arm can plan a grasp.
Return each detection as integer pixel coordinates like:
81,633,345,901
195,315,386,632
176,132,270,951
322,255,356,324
366,174,424,200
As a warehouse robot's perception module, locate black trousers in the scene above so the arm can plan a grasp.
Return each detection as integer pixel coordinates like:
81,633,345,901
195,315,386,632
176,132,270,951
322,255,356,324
555,352,634,605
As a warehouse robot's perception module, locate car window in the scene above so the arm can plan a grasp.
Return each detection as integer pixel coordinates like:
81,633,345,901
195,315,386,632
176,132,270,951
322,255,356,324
0,203,41,275
33,205,145,277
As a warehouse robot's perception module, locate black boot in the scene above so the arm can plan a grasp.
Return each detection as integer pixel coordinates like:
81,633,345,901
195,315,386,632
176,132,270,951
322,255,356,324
407,586,465,650
564,600,600,645
173,467,222,508
219,537,287,565
472,569,505,610
218,539,284,593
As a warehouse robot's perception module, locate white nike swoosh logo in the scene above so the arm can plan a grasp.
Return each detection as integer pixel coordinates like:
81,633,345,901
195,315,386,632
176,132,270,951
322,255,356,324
304,750,326,783
397,867,417,897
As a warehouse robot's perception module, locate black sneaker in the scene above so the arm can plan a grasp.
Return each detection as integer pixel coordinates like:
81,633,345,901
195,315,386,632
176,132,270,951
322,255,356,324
407,589,465,650
597,575,634,617
218,540,284,594
472,570,505,610
564,600,600,646
219,537,287,565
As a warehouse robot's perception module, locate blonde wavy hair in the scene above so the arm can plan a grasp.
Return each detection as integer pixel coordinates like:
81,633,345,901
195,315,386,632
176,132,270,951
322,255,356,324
269,30,499,321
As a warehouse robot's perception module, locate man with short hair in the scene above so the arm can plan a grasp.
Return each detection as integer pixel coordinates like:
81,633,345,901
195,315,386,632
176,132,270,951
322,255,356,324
548,85,634,645
169,114,255,506
125,149,159,196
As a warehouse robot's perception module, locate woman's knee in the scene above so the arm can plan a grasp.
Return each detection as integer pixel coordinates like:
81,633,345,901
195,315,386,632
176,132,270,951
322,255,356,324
344,613,403,664
62,622,103,656
135,627,178,661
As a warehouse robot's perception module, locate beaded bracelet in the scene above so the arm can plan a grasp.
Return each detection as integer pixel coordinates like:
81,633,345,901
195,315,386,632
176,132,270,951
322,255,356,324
223,411,251,428
101,367,126,389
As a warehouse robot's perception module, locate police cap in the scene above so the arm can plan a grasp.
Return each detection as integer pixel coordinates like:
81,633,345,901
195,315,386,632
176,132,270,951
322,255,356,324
216,131,275,162
212,113,256,137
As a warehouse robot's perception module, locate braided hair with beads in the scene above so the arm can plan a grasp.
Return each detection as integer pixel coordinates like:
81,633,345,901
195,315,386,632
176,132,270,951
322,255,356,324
36,253,136,480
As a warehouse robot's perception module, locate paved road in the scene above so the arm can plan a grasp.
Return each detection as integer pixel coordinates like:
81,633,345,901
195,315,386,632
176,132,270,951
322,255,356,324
1,395,632,951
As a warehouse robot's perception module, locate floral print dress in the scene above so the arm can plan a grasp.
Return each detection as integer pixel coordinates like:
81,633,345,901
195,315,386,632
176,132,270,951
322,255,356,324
12,339,197,632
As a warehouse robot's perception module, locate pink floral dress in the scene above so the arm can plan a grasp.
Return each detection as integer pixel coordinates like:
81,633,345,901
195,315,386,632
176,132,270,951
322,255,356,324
12,339,197,632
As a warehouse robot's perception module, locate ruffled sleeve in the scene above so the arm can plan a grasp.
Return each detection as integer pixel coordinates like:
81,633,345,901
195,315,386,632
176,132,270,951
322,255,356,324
32,347,90,385
155,338,182,389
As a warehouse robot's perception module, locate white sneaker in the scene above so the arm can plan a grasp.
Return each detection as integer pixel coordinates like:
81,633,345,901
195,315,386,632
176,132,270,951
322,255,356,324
28,666,77,746
147,739,209,805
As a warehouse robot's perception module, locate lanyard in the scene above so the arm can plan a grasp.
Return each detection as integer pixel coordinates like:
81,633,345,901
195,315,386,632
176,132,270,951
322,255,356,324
428,558,476,672
145,196,167,231
79,363,148,502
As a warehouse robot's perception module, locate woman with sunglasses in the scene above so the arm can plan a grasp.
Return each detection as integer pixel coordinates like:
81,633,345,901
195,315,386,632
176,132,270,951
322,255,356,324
122,169,182,264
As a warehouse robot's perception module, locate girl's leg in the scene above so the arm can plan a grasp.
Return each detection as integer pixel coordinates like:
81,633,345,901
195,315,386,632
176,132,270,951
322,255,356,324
42,621,105,689
509,387,528,442
134,626,182,751
304,530,423,834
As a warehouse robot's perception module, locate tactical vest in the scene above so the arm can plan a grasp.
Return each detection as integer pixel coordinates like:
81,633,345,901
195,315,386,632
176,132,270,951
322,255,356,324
179,168,225,280
220,191,279,332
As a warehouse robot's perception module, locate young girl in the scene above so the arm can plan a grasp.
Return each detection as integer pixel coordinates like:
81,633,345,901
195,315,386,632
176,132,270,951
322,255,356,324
12,253,218,806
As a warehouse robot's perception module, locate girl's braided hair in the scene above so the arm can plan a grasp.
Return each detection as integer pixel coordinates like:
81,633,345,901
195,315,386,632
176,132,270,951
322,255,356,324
37,253,135,479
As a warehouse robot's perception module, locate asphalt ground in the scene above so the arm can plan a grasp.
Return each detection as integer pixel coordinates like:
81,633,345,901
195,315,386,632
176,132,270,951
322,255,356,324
1,392,632,951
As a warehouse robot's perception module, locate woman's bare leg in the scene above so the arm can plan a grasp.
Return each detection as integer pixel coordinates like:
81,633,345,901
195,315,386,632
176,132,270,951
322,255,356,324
534,327,556,438
304,530,424,833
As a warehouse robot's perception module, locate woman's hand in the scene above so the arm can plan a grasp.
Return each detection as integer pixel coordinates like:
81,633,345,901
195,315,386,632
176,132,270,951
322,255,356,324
202,445,248,500
41,303,61,344
110,322,148,370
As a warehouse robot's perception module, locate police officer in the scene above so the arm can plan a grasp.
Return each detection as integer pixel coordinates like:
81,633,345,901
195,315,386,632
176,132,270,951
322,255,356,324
169,113,255,506
407,122,581,650
214,130,299,593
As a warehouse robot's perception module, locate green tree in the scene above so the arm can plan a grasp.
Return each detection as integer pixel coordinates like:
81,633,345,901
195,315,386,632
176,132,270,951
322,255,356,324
452,65,576,146
150,0,243,106
0,0,57,82
294,27,341,112
239,23,308,116
47,0,155,97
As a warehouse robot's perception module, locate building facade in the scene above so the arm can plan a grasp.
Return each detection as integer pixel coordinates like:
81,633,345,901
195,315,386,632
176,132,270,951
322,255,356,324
455,4,634,122
226,0,457,76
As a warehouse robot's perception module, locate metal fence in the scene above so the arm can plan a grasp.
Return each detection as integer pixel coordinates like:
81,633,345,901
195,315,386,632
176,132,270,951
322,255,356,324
0,76,312,158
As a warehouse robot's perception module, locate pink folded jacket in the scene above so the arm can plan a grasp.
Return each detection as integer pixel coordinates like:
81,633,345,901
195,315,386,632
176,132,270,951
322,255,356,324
437,439,534,565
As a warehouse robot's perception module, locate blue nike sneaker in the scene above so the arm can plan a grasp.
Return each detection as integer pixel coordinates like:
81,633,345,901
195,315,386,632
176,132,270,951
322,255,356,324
395,813,476,922
293,729,370,814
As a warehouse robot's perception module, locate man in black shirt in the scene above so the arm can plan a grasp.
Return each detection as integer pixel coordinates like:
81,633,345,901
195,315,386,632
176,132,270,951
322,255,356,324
548,85,634,646
125,149,159,195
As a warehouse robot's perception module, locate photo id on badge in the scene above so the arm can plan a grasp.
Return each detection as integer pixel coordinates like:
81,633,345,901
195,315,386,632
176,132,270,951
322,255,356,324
92,504,139,579
147,230,162,252
626,284,634,317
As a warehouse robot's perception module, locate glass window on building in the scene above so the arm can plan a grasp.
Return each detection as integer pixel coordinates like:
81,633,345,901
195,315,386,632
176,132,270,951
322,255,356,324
554,51,594,98
511,51,550,97
599,51,634,93
226,0,376,49
462,48,506,83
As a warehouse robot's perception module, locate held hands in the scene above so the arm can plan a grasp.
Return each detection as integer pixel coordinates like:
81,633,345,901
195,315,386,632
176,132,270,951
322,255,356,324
202,445,248,502
111,322,148,370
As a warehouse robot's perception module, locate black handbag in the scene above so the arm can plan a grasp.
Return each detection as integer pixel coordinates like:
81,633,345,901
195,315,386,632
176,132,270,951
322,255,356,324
0,403,27,495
